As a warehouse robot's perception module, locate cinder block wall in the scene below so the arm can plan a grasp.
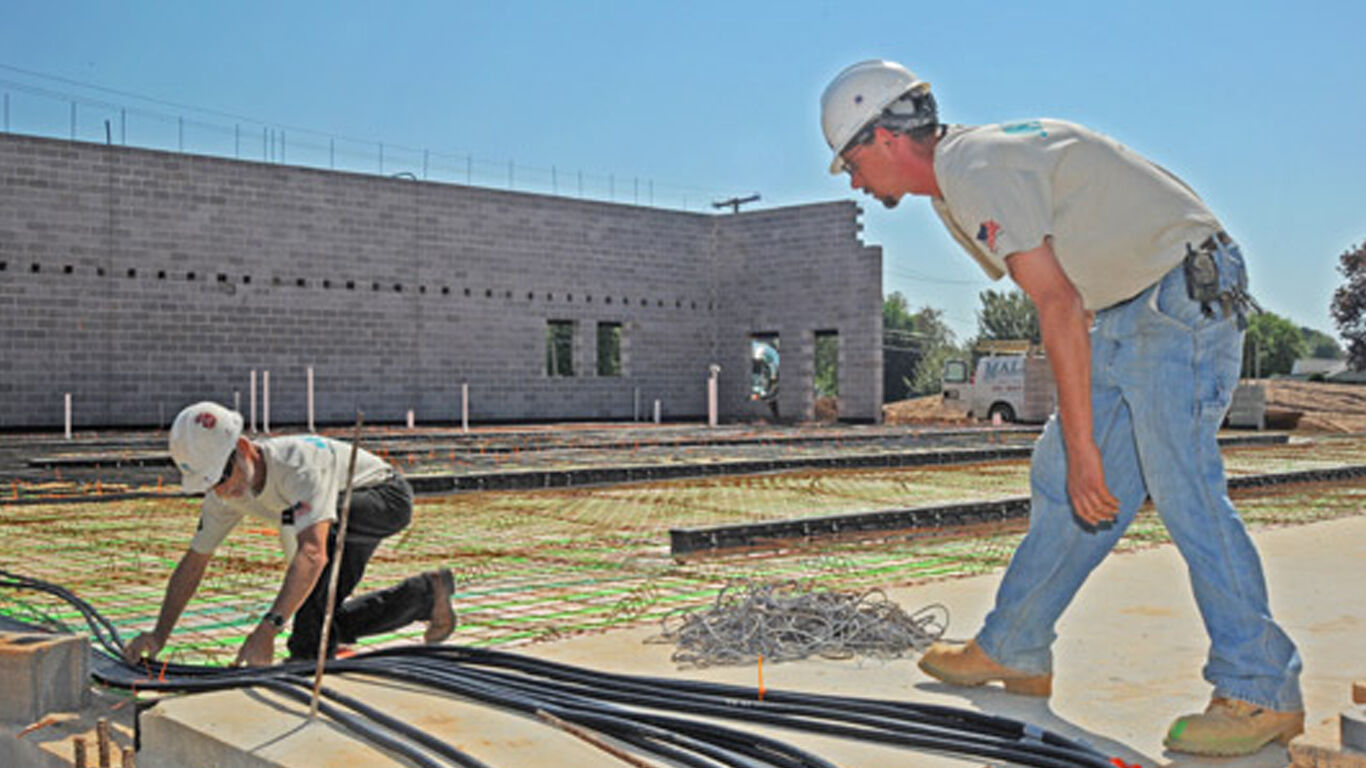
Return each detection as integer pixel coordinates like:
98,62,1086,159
0,133,881,427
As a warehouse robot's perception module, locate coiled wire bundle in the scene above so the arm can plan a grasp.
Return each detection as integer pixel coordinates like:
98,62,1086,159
654,580,949,667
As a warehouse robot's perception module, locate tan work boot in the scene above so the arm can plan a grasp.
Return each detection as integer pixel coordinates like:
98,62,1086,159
423,569,457,645
917,640,1052,697
1164,697,1304,756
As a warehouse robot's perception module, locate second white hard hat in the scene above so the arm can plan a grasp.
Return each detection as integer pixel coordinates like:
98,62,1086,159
820,59,929,174
168,401,243,494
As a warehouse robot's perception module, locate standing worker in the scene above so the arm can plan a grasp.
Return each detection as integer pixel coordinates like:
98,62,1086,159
124,402,456,667
819,60,1302,756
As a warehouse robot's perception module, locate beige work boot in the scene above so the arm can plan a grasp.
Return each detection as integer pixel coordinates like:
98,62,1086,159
1163,697,1304,756
423,569,457,645
917,640,1052,697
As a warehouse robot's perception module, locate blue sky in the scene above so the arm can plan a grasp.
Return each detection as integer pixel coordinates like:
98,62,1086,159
2,0,1362,343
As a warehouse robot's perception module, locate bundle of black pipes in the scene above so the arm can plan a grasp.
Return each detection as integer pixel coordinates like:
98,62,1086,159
2,570,1129,768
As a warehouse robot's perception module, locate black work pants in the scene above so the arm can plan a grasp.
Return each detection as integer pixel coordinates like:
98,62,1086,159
287,474,434,660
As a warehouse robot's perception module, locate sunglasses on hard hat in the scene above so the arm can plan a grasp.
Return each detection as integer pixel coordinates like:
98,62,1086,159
217,449,237,487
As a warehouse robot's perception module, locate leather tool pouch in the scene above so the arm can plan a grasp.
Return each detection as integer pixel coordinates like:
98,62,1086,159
1183,236,1259,329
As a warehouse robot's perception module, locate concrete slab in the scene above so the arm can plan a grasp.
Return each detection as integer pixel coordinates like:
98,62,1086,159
137,513,1366,768
0,687,135,768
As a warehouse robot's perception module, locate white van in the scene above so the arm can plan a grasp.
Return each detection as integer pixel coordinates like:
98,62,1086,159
942,354,1057,423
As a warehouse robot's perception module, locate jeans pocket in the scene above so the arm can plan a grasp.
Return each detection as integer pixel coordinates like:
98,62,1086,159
1196,325,1244,424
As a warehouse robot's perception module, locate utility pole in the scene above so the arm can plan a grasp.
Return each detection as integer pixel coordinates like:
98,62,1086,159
712,194,760,214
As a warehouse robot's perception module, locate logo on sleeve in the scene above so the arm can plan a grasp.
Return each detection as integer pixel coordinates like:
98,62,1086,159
976,220,1002,253
194,411,217,430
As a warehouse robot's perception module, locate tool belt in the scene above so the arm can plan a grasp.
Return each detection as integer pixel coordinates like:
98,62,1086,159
1183,230,1261,329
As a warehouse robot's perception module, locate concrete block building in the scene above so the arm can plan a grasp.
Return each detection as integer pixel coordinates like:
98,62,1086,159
0,133,882,428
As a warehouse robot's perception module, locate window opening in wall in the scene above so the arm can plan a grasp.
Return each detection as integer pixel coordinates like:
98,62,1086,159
157,270,166,279
97,267,105,276
188,272,197,281
441,286,449,296
504,290,512,299
218,273,228,283
597,322,623,377
394,284,403,292
464,288,471,297
296,278,306,287
346,280,354,290
750,332,780,419
243,275,252,284
31,263,40,273
528,292,534,301
127,268,135,278
546,320,575,377
373,282,380,291
324,279,332,289
605,297,612,305
0,262,7,271
63,265,73,274
485,289,492,298
419,285,426,294
566,294,573,302
814,330,840,422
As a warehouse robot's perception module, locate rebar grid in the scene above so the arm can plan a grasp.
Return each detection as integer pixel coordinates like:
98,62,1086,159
1,437,1361,665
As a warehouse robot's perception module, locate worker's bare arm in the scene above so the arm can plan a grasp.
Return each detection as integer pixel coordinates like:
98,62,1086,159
233,520,331,667
1006,240,1119,527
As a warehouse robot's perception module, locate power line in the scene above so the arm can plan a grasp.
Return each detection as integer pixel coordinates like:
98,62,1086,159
0,62,727,202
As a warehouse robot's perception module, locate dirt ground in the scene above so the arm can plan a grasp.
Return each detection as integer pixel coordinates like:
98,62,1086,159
885,380,1366,432
1261,379,1366,432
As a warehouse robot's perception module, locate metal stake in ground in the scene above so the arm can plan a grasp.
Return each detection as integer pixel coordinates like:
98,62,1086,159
310,412,364,719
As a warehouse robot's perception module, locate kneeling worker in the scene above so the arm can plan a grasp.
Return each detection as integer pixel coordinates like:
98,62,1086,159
123,401,455,666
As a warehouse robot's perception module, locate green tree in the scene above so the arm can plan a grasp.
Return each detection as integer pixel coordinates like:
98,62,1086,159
1331,241,1366,370
908,343,962,397
1299,326,1344,360
976,289,1040,343
905,307,960,397
882,292,918,336
1242,311,1306,378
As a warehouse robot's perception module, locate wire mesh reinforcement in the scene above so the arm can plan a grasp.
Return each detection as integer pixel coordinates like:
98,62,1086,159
0,435,1361,664
2,570,1125,768
652,580,949,667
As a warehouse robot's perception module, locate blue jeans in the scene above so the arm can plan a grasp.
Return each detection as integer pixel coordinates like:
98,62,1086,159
975,247,1303,712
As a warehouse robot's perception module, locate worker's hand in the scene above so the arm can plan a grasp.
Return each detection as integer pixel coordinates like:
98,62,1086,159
233,625,278,668
123,631,165,665
1067,441,1120,529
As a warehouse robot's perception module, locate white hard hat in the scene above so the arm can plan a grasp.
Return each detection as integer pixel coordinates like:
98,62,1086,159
820,59,929,174
169,402,243,494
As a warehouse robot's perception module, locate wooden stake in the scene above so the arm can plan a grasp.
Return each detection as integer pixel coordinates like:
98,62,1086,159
73,736,87,768
309,412,364,719
96,717,111,767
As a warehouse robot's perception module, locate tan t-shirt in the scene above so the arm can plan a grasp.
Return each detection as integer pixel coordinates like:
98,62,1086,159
190,435,395,559
931,120,1223,310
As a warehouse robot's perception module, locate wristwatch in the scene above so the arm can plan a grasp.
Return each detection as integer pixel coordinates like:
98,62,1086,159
262,611,287,630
